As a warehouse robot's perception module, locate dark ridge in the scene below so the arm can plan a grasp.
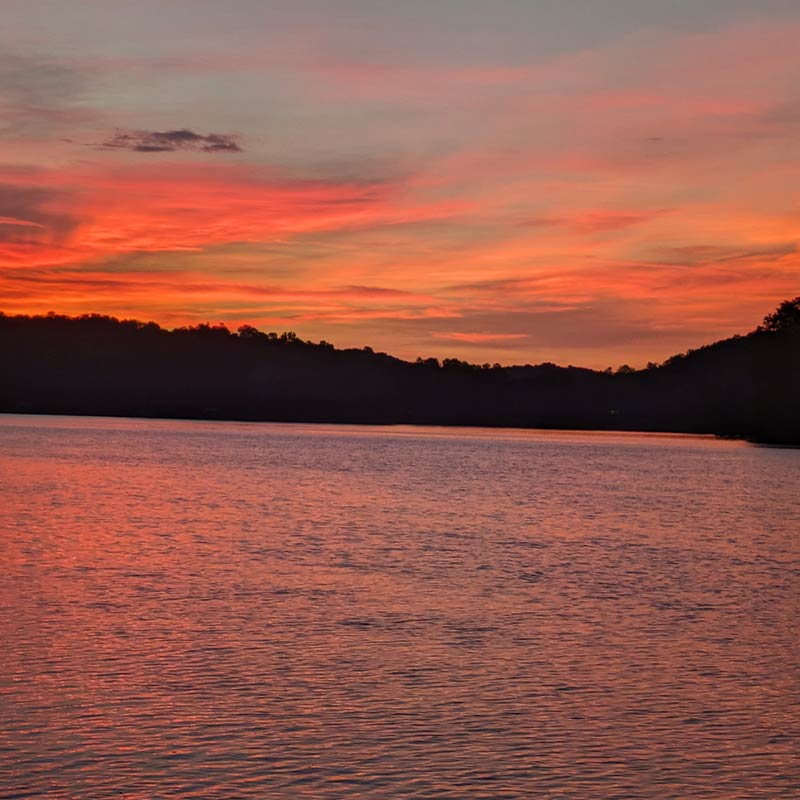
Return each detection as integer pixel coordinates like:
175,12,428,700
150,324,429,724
1,298,798,444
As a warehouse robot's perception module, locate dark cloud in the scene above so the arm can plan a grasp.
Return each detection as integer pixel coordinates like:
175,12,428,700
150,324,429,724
101,128,242,154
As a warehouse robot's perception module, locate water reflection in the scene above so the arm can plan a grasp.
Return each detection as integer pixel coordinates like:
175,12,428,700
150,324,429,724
1,416,798,798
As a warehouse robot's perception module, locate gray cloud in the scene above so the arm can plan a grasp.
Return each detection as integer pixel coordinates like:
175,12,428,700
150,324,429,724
0,183,78,243
101,128,242,153
0,50,90,137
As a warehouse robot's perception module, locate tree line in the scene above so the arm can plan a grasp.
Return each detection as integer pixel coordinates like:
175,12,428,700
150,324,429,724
1,298,798,443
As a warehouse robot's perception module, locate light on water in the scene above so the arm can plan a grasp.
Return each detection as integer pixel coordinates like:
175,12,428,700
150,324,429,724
1,415,798,798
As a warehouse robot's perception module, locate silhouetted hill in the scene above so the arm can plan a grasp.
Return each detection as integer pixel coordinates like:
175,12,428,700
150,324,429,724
1,299,798,443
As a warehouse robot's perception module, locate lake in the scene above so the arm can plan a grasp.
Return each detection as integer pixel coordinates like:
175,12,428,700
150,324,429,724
1,415,798,799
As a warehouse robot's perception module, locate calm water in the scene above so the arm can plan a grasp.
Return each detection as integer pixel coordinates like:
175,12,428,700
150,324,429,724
1,415,798,799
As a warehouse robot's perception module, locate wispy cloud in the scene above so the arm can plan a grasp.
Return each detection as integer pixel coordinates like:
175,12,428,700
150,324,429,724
0,51,94,138
650,242,797,266
519,210,669,234
100,128,242,153
0,183,78,244
434,331,529,346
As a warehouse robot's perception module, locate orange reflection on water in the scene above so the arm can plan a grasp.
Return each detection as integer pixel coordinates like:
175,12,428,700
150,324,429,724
1,415,798,798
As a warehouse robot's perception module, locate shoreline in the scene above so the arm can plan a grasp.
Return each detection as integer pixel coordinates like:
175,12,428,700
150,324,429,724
4,409,796,446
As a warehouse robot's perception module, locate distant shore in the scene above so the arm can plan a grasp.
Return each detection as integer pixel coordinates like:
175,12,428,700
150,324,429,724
2,302,799,446
2,409,794,448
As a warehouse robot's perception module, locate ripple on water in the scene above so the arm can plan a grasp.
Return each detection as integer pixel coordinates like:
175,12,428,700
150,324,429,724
1,417,798,799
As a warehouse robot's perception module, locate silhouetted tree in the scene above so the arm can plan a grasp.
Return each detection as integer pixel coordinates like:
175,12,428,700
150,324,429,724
1,298,798,443
761,297,800,333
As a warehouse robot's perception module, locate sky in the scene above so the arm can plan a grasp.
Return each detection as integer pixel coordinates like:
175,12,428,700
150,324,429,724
2,0,800,368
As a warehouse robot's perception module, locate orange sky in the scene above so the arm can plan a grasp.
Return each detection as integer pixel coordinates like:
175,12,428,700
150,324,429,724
2,1,799,367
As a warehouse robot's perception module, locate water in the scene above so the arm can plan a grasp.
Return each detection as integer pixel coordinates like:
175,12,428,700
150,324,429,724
1,415,798,799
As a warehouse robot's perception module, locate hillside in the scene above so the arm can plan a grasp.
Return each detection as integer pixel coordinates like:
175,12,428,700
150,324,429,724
1,299,798,443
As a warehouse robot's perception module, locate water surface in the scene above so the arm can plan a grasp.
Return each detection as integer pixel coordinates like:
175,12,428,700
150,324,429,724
1,415,798,798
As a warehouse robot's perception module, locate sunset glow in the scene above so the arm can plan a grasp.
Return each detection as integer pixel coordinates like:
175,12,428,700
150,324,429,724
3,1,800,367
